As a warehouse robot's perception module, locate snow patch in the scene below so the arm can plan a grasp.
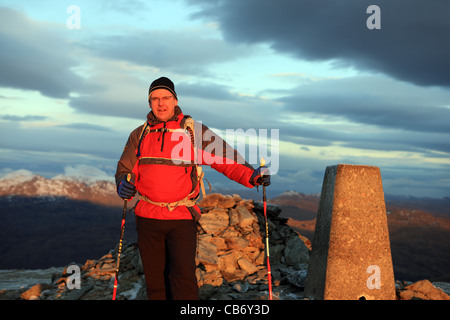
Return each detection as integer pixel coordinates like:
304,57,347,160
0,169,36,186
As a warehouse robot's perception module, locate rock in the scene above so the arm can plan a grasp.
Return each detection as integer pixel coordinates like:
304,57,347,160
226,236,250,250
235,205,257,229
233,282,249,293
199,208,229,234
284,233,310,266
20,283,52,300
196,240,218,267
237,257,258,275
268,244,285,266
218,251,239,274
287,268,308,288
217,195,236,209
254,201,282,218
228,208,239,226
197,269,223,287
197,193,225,208
398,280,450,300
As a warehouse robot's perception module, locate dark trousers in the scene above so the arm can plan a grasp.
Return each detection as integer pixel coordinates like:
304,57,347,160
136,216,199,300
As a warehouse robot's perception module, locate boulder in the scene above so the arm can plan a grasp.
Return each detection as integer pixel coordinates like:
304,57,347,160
197,193,228,208
198,208,229,234
235,205,257,229
398,280,450,300
20,283,52,300
284,233,310,266
196,239,218,268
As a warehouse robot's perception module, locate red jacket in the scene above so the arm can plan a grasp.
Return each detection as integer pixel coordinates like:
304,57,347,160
116,106,255,220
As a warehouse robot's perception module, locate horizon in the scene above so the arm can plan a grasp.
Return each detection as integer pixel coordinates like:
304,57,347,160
1,166,448,201
0,1,449,199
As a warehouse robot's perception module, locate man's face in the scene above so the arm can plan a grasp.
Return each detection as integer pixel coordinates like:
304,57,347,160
149,89,177,122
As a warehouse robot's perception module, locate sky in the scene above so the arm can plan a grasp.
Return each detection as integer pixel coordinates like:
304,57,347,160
0,0,449,199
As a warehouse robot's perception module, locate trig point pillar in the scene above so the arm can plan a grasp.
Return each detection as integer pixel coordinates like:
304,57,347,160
305,164,396,300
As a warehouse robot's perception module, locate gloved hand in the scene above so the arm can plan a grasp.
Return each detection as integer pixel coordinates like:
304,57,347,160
117,177,136,200
250,166,271,187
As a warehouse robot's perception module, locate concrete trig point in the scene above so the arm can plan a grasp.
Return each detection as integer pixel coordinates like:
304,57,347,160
305,164,396,300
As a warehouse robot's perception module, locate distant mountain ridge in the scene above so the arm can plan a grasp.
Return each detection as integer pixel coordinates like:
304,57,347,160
1,170,448,211
0,169,122,207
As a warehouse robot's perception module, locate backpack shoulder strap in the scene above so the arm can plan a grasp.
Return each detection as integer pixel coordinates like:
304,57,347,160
136,121,149,157
181,115,196,158
181,115,211,197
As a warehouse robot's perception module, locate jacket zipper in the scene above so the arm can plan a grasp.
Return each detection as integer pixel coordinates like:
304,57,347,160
160,122,166,152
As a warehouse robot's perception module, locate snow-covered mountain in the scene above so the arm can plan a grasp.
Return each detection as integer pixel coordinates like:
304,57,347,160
0,169,121,206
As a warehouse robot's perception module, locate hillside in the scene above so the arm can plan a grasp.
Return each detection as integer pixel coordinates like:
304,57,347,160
0,170,136,269
0,196,136,269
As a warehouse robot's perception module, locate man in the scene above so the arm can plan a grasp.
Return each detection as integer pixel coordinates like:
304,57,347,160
115,76,269,300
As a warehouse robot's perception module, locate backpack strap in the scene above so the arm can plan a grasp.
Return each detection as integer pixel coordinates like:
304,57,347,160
182,115,211,198
136,121,149,157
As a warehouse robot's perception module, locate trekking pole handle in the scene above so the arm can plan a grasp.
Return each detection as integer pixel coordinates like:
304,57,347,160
260,158,267,201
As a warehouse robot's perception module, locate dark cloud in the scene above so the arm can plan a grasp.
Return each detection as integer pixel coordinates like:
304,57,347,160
0,7,85,99
279,118,450,155
187,0,450,87
271,75,450,156
278,76,450,134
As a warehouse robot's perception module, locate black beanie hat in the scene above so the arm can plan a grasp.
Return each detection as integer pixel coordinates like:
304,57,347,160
148,77,177,101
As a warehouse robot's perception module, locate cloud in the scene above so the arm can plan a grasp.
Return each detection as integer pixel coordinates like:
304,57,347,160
97,0,149,15
56,123,112,132
274,144,450,198
0,7,85,98
186,0,450,88
278,75,450,138
177,82,239,101
86,29,256,76
0,114,48,122
55,164,114,183
68,65,149,119
0,121,124,160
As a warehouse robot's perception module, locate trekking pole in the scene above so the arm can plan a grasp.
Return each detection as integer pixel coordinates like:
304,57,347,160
112,173,131,300
261,158,273,300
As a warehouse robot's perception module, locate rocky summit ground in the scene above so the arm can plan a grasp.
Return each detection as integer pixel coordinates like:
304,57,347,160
1,193,449,301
